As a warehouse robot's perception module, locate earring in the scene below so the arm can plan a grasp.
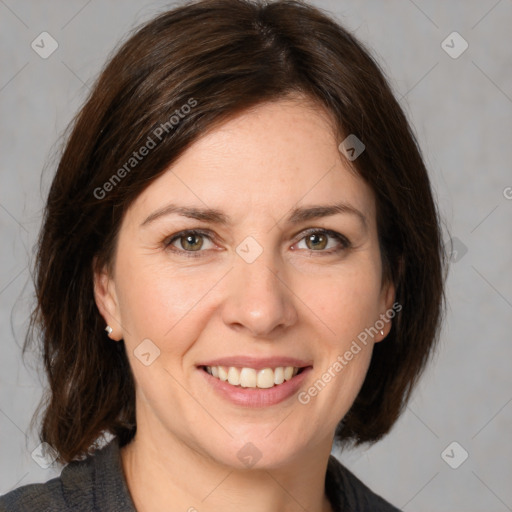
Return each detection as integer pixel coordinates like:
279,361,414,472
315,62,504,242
380,330,384,336
105,325,113,335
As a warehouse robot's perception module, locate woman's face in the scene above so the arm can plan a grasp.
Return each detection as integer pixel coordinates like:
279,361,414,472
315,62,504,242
95,98,395,468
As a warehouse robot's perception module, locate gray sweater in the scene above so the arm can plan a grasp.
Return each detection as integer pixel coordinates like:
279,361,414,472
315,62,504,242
0,437,402,511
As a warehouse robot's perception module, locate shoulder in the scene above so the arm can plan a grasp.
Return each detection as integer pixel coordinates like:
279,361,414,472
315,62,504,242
0,457,94,512
326,455,402,512
0,475,68,512
0,437,135,512
0,451,97,512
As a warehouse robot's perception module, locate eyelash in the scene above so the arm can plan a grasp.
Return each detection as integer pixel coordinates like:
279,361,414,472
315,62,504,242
163,228,351,258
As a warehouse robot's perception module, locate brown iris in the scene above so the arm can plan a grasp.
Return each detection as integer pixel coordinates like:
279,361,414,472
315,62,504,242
180,234,204,251
305,232,328,250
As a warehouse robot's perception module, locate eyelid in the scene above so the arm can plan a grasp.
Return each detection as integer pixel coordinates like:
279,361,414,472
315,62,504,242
294,227,351,249
164,229,216,254
163,227,351,256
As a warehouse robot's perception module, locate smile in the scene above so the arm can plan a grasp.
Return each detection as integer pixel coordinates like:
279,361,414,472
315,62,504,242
203,365,303,389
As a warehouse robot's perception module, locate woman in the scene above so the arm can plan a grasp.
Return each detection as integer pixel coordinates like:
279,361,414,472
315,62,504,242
0,0,445,510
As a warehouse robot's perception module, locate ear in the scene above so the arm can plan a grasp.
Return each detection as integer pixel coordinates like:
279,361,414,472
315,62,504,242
375,278,396,343
93,257,123,341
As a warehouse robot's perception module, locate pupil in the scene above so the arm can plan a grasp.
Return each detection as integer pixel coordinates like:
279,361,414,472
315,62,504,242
184,235,202,250
308,233,326,250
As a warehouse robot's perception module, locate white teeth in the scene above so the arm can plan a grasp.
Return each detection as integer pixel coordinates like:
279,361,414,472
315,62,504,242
240,368,257,388
218,366,228,381
205,365,302,389
274,367,284,385
257,368,275,389
227,367,240,386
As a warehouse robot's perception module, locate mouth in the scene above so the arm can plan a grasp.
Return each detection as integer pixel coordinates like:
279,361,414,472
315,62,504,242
197,356,313,407
198,362,312,407
200,365,307,389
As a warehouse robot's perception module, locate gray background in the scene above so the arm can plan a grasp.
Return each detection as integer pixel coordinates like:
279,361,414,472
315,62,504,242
1,1,511,510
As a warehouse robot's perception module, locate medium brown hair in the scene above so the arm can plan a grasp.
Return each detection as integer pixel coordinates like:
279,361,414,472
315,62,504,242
24,0,446,464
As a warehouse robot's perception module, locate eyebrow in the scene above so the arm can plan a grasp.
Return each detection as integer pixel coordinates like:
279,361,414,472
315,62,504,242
140,201,367,230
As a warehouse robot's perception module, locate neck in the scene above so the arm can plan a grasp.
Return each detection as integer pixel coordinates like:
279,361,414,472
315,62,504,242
120,421,334,512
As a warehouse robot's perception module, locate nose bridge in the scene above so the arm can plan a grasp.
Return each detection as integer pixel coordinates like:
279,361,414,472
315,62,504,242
222,238,297,336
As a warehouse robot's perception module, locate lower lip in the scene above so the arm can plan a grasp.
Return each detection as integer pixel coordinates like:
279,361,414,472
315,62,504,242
199,367,312,407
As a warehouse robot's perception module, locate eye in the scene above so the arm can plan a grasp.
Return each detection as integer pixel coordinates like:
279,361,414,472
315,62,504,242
294,229,350,254
164,229,215,256
163,228,350,258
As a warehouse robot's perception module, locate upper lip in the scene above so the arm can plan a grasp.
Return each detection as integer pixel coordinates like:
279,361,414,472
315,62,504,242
198,356,313,370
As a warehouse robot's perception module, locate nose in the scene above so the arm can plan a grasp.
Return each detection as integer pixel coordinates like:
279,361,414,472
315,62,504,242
220,248,298,338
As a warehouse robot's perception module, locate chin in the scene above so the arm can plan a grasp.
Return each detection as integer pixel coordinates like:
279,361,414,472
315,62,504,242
201,430,309,472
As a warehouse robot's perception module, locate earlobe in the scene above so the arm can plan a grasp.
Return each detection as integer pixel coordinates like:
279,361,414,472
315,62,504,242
377,279,397,342
93,260,122,340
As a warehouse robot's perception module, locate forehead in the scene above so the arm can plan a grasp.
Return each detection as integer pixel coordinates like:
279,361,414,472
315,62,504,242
128,99,376,227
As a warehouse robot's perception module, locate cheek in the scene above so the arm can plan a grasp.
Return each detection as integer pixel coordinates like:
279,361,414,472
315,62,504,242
113,258,212,405
305,262,383,342
301,275,380,428
115,254,222,352
297,263,381,409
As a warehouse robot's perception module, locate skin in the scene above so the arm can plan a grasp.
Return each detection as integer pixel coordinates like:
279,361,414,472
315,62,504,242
94,96,395,512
